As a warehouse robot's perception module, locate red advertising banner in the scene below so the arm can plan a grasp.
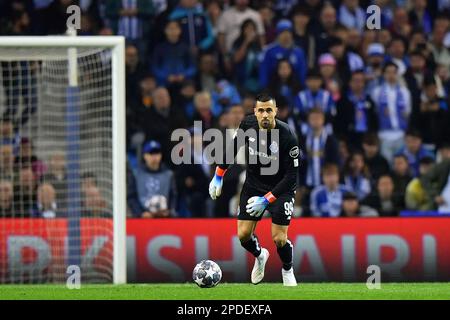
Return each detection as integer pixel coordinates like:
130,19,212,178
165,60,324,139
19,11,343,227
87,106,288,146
1,218,450,283
126,218,450,282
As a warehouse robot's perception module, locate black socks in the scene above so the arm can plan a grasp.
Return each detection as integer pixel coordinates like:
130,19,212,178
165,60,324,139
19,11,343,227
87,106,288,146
240,234,262,257
276,239,293,271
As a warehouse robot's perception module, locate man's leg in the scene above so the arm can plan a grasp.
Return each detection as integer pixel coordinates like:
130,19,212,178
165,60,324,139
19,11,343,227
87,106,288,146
272,223,297,286
238,220,269,284
237,220,260,257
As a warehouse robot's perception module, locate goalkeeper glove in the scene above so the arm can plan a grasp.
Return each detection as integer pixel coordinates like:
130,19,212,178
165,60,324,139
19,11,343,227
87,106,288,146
209,167,227,200
246,192,277,217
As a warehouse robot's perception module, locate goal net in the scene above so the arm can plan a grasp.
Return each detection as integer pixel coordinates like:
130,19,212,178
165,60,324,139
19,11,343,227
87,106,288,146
0,37,126,284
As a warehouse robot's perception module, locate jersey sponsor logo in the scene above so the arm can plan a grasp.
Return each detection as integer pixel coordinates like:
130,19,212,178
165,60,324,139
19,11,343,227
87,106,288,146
269,141,278,153
289,146,300,158
248,147,278,161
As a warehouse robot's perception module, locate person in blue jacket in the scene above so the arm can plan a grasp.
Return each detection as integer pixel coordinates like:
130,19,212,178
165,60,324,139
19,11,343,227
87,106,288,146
152,20,196,87
259,19,307,88
169,0,215,54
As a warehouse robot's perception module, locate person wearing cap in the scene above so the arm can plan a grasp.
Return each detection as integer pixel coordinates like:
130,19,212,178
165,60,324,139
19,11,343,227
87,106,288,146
127,140,177,218
365,43,386,92
259,19,307,88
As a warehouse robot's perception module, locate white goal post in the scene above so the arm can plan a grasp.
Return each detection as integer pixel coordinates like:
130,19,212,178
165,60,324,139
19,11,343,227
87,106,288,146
0,36,126,284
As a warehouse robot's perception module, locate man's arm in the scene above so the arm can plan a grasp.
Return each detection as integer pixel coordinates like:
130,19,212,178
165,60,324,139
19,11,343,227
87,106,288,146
270,136,300,199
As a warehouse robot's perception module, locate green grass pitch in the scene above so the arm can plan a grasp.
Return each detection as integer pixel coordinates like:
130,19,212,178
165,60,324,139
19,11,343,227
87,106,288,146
0,283,449,300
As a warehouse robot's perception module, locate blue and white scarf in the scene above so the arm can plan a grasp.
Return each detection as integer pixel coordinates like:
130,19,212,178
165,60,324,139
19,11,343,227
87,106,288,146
377,84,407,131
306,129,328,187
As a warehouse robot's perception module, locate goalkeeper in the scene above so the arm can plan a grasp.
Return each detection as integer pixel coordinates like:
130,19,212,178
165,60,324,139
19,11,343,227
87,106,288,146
209,93,300,286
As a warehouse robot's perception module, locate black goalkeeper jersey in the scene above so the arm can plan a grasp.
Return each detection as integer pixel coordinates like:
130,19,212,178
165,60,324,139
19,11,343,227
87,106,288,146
218,115,301,197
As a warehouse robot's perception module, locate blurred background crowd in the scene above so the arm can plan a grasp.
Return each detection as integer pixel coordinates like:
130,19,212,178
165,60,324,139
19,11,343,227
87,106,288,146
1,0,450,219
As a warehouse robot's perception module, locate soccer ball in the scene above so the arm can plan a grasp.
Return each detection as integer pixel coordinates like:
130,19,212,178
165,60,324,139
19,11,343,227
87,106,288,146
192,260,222,288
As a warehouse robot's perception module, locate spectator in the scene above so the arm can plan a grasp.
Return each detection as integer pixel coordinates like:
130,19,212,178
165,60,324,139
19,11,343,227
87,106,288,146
437,143,450,162
310,163,350,217
13,166,37,217
365,43,386,92
338,0,365,33
416,75,450,149
335,70,378,148
217,0,265,56
192,91,218,130
361,133,390,183
318,53,341,102
259,19,307,88
389,7,411,40
268,59,302,111
396,129,435,177
127,140,177,218
406,156,435,211
386,37,409,76
196,53,219,92
391,154,413,198
291,6,316,69
371,61,411,163
140,87,188,161
231,19,263,94
0,144,15,180
82,185,109,217
205,0,222,37
174,80,197,120
169,0,215,55
126,44,147,108
0,118,20,149
421,158,450,212
3,8,30,35
152,20,196,88
430,15,450,70
362,174,404,216
33,183,58,218
299,107,340,188
315,3,339,56
408,0,433,40
340,192,378,217
404,50,429,119
294,69,335,123
328,36,364,85
41,152,67,212
211,80,242,116
259,4,276,45
343,151,372,200
14,137,46,179
105,0,154,47
0,180,14,217
175,128,209,217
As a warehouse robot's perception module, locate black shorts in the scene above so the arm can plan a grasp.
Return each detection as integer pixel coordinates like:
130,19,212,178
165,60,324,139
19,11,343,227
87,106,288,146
237,186,295,226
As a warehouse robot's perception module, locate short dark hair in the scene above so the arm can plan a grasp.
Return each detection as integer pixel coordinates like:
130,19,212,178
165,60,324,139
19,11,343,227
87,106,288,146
343,192,358,201
362,133,380,146
256,92,275,104
383,61,399,73
419,156,434,165
405,128,422,139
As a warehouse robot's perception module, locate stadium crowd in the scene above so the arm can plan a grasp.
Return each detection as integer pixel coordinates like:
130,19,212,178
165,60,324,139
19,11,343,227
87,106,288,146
1,0,450,218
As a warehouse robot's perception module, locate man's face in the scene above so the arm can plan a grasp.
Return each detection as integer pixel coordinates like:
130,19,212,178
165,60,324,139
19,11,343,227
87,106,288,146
144,152,162,169
200,54,215,73
195,95,211,112
277,30,293,46
308,112,325,130
181,0,197,8
293,13,309,28
153,88,171,111
378,176,394,197
50,154,65,172
323,172,339,188
0,181,12,202
389,40,405,58
125,46,139,68
410,55,425,72
0,145,14,168
165,22,181,43
440,147,450,160
330,44,345,59
229,105,245,128
306,77,322,92
405,135,422,154
38,184,56,206
419,163,433,176
393,157,409,175
320,65,335,78
254,100,277,129
384,66,398,84
424,84,437,99
350,73,365,93
235,0,248,8
363,143,378,158
321,7,336,29
342,199,359,216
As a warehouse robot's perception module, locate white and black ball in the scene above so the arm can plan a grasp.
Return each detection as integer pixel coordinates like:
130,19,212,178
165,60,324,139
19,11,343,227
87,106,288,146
192,260,222,288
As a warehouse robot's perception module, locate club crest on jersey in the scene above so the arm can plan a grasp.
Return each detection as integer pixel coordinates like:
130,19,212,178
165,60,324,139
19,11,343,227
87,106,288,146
289,146,299,158
269,141,279,153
